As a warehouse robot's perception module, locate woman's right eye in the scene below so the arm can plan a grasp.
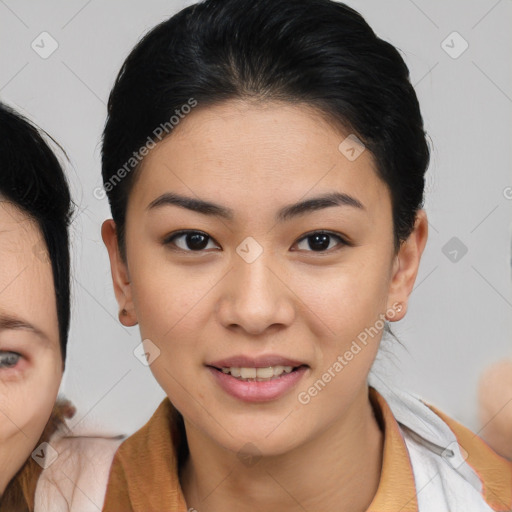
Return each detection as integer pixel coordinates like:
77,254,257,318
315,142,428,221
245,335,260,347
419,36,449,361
163,230,220,252
0,351,21,369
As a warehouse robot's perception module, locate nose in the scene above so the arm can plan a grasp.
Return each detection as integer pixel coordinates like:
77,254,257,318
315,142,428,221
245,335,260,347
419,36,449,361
216,251,296,336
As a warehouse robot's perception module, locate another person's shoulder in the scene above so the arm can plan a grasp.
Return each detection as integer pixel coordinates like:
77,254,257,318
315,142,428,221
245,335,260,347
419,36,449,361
34,432,124,512
478,358,512,460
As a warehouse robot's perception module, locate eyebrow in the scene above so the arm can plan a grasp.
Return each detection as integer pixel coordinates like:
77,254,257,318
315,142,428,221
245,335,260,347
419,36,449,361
0,313,50,345
146,191,365,222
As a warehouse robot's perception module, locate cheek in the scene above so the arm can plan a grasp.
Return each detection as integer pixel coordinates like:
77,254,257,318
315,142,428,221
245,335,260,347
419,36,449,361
128,256,229,411
0,356,62,444
130,253,220,342
288,255,390,339
129,265,208,392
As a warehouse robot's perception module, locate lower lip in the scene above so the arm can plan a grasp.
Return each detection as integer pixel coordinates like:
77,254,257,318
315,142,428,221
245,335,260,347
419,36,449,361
207,366,308,403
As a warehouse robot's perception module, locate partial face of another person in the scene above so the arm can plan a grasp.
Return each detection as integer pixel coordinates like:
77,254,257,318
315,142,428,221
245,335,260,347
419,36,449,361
0,200,62,494
103,100,427,457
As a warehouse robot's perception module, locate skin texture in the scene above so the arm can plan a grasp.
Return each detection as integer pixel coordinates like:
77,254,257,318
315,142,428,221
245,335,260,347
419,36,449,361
0,201,62,496
102,99,428,511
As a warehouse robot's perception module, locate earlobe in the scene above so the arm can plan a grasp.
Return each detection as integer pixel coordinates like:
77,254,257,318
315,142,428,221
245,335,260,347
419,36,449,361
119,307,135,326
100,219,138,327
386,209,429,321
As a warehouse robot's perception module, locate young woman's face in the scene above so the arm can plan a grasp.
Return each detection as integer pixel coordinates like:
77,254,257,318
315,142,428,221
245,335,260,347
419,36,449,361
103,100,427,456
0,201,62,494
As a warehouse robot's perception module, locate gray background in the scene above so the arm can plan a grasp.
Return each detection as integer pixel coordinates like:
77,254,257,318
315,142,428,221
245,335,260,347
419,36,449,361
1,0,511,437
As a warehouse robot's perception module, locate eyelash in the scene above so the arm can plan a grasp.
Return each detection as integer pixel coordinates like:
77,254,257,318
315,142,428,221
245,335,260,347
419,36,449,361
162,229,350,254
0,351,22,370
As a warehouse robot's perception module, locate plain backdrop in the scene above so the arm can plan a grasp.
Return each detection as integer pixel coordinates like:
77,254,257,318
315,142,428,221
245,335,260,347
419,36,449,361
1,0,511,437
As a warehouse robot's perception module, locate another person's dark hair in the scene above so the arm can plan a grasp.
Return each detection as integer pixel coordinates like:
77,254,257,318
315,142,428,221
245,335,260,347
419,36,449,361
102,0,430,260
0,101,73,362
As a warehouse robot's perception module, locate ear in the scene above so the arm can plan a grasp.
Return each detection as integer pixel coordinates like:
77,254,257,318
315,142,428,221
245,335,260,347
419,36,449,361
386,209,428,321
101,219,138,327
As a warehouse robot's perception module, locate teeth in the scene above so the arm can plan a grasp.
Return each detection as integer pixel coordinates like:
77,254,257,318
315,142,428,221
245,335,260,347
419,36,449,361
255,366,274,379
240,367,256,379
220,365,296,381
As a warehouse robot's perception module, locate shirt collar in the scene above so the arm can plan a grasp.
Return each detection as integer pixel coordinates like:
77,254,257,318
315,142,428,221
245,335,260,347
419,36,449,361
104,385,421,511
367,386,419,511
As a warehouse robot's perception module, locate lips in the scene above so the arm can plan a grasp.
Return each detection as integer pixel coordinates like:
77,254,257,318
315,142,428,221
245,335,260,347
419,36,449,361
206,354,309,402
208,355,307,369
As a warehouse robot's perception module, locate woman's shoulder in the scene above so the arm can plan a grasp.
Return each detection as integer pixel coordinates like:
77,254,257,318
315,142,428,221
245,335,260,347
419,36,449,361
101,398,189,511
403,404,512,511
109,397,179,462
34,432,124,512
370,381,512,511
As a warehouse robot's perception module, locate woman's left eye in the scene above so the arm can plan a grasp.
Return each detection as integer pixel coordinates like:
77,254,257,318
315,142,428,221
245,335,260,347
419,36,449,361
294,231,348,252
0,351,21,369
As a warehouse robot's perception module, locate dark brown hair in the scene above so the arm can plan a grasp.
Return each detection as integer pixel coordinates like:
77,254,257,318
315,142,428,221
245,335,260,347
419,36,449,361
102,0,430,259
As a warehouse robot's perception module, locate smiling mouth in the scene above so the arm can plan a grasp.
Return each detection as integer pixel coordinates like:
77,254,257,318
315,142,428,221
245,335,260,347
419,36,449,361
210,365,306,382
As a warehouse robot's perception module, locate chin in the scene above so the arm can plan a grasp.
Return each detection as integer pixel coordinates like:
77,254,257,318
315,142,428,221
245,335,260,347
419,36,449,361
205,415,307,458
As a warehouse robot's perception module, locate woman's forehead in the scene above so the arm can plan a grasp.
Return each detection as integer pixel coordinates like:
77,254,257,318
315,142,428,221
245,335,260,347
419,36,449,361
130,101,386,213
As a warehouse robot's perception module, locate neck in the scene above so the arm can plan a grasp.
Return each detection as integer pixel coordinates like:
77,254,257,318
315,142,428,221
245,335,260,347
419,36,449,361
180,384,384,512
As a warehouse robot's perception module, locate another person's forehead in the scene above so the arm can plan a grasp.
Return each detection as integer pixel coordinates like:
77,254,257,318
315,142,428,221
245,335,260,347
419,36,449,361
0,202,59,346
0,201,40,247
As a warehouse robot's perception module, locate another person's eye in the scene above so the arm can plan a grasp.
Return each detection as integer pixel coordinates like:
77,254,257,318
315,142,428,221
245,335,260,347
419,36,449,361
163,230,220,252
0,351,22,369
293,230,349,253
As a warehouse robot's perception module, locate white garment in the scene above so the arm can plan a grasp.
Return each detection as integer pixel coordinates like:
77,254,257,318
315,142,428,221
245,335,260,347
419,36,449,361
34,434,123,512
369,376,499,511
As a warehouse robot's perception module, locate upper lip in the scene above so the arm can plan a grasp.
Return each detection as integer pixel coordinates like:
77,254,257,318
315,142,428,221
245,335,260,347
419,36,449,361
208,355,307,369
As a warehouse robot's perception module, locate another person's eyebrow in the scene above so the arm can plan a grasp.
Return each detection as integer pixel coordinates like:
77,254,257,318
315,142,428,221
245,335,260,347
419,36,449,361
0,312,50,344
146,192,365,222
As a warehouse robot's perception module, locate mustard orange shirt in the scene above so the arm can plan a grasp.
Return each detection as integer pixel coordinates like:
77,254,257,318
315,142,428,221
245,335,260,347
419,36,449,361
101,386,512,511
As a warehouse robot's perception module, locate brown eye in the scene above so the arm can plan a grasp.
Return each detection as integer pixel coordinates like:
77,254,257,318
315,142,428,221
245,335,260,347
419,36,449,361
163,230,220,252
294,231,348,252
